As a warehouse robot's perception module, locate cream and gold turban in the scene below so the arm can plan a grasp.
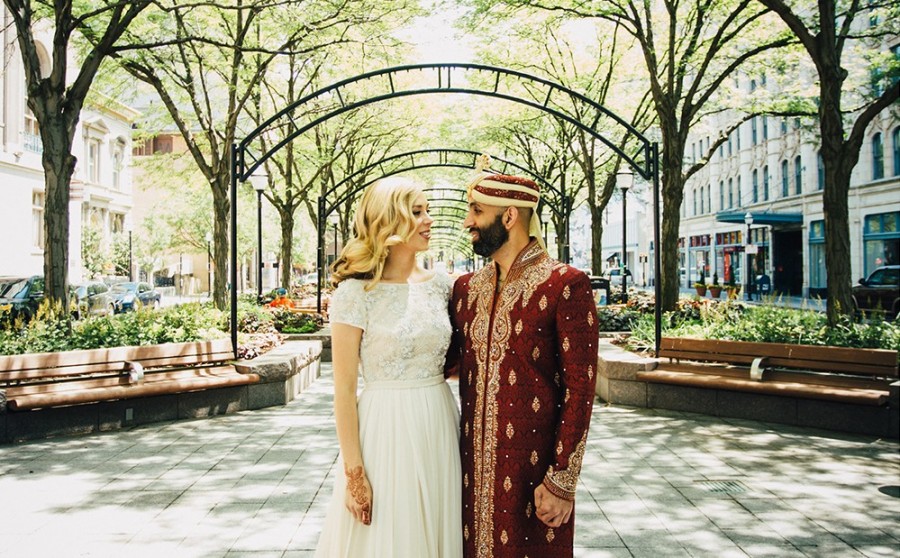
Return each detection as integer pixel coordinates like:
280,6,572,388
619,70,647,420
465,154,545,248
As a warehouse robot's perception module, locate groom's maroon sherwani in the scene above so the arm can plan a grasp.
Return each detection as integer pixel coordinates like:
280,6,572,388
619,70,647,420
446,240,599,558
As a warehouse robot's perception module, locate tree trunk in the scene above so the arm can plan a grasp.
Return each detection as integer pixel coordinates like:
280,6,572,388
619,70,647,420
279,207,294,289
40,120,78,309
659,126,686,311
591,207,604,276
819,73,856,324
212,178,230,309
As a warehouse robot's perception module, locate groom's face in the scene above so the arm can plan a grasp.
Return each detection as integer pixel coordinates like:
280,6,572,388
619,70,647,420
464,202,509,258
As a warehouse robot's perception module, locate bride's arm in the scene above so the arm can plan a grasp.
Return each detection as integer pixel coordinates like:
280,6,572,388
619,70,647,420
332,322,372,525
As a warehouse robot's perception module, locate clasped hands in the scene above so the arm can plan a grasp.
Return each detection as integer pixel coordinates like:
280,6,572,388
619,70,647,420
534,483,573,528
344,465,372,525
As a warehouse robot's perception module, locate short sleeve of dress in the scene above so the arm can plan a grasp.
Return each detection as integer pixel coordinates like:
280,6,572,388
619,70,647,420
329,279,366,330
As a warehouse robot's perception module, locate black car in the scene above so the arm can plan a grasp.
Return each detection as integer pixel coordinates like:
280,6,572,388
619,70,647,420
0,275,45,322
71,281,116,319
110,281,161,313
852,265,899,320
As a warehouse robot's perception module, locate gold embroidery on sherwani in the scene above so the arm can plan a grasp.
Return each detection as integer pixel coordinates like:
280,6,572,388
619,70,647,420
532,346,540,360
508,369,517,385
515,319,523,335
506,422,515,439
565,388,571,403
525,501,533,518
530,450,539,465
503,476,511,492
465,473,469,488
587,310,594,326
587,364,594,380
556,440,564,455
546,528,555,543
563,284,570,299
539,294,548,311
464,524,469,541
544,430,589,500
500,530,509,545
562,337,570,352
532,396,541,412
468,243,553,558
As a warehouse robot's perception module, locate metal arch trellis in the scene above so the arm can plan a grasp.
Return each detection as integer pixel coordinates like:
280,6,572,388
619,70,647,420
231,63,662,357
313,148,569,313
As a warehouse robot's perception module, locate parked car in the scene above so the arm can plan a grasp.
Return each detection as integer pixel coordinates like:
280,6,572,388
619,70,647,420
602,267,632,286
0,275,44,322
110,281,161,313
71,281,115,319
852,265,899,320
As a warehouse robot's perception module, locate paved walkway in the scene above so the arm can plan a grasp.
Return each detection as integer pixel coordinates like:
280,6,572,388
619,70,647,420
2,365,898,558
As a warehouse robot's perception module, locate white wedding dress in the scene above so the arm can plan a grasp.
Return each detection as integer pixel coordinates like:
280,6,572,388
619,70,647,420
314,272,462,558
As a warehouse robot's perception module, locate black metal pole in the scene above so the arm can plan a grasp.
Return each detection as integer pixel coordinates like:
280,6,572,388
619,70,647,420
745,220,752,301
230,144,239,358
316,196,325,314
128,230,133,281
257,189,263,302
206,239,212,296
621,187,629,304
652,143,662,356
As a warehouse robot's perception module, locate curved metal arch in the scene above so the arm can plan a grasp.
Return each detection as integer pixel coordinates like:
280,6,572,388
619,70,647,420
322,148,563,221
235,63,652,182
230,63,662,358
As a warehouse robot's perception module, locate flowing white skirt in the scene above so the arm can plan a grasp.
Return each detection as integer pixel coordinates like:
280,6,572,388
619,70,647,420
315,375,463,558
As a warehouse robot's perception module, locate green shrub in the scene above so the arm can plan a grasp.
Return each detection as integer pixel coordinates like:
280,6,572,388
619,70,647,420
270,308,323,333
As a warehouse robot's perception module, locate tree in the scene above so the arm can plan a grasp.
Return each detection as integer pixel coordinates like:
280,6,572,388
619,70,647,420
112,0,416,308
755,0,899,323
4,0,154,308
472,0,795,310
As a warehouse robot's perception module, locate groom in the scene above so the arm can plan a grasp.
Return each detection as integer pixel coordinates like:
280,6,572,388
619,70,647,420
445,161,599,558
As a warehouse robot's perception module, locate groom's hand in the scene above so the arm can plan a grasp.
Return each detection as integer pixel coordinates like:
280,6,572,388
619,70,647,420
345,465,373,525
534,484,573,528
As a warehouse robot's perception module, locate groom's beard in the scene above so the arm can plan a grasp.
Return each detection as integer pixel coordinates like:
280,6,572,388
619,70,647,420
470,213,508,258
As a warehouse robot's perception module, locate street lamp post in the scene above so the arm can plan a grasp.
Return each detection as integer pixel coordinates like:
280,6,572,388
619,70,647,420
205,231,213,297
616,169,634,304
744,212,754,301
128,229,133,281
250,174,267,302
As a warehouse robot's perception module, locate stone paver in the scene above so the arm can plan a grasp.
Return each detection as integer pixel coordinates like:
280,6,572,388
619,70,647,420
1,364,898,557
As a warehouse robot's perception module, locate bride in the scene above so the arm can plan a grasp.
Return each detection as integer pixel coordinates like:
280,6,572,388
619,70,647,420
314,177,462,558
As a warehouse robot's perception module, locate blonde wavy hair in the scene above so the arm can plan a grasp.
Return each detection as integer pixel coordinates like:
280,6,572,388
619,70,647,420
330,177,425,289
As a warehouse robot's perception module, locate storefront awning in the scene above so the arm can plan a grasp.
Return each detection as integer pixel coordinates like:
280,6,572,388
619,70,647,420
716,211,803,225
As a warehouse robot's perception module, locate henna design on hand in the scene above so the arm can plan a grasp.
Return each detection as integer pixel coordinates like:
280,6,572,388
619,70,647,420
345,465,371,525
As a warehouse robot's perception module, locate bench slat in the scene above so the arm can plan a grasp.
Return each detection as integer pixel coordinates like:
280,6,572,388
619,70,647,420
6,365,242,396
0,339,235,382
660,337,898,372
658,361,892,391
659,348,895,377
637,369,888,406
7,370,259,411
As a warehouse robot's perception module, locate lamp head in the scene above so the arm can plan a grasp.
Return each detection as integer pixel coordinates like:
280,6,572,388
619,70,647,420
616,168,634,192
744,212,753,226
248,173,267,192
205,232,213,243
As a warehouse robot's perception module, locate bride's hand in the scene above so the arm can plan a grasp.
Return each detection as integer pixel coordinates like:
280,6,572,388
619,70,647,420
344,465,373,525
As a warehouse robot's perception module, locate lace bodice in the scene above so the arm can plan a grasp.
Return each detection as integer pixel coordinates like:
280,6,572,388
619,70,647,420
329,273,454,382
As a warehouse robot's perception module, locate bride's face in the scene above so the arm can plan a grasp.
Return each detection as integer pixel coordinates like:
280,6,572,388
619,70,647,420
402,193,433,253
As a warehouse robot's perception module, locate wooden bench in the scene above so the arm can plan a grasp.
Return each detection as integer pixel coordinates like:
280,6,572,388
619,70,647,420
0,338,259,412
638,337,898,406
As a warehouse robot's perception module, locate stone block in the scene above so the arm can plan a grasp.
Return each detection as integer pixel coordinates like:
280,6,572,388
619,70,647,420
177,386,248,419
99,395,179,431
597,375,610,402
607,379,648,407
6,404,99,442
249,381,290,409
647,384,718,415
716,390,798,424
797,399,894,438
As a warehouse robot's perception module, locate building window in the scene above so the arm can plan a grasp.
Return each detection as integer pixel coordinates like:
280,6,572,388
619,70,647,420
863,212,900,275
809,220,826,291
816,151,824,190
706,184,711,214
111,213,125,234
23,105,43,153
893,127,900,176
762,116,768,141
32,192,45,250
728,178,734,208
781,160,789,197
763,166,770,201
751,117,758,145
719,181,724,211
794,155,802,195
781,119,787,134
112,145,124,190
872,132,884,180
752,169,759,203
693,188,698,216
737,175,742,207
87,139,101,183
728,132,733,155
